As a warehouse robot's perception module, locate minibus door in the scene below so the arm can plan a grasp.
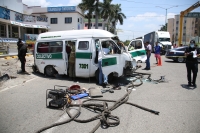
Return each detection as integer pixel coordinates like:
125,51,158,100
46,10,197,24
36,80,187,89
75,39,92,78
100,39,120,77
127,39,146,62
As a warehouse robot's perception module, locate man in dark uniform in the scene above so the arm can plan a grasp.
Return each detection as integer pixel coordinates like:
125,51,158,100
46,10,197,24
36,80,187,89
17,39,28,74
184,40,200,87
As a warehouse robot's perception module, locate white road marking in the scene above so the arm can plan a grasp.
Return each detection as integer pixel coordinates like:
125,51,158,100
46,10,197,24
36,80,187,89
0,77,38,93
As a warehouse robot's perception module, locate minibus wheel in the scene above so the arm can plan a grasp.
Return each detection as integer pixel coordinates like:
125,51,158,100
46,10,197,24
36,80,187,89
95,69,100,84
95,69,113,83
108,73,114,82
45,65,56,77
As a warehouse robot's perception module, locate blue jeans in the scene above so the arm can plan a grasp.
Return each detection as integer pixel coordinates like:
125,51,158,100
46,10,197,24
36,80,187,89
146,53,151,69
98,60,108,84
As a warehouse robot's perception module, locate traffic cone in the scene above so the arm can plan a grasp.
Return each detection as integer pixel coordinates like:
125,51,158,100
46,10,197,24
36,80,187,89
157,55,162,66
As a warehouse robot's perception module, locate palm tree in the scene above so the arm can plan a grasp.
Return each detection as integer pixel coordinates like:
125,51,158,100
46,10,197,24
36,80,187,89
78,0,96,29
111,4,126,34
100,0,115,30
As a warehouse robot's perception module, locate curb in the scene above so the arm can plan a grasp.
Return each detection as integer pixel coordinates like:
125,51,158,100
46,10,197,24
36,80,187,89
0,53,32,59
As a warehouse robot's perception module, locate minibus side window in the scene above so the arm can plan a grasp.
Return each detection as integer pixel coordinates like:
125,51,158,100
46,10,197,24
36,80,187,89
78,41,89,50
128,41,135,51
37,42,49,53
49,41,63,53
37,41,63,53
135,41,142,49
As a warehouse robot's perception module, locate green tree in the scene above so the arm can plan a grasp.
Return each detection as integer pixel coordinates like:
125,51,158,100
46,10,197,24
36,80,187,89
78,0,96,29
159,23,168,31
110,4,126,34
123,40,130,46
100,0,115,30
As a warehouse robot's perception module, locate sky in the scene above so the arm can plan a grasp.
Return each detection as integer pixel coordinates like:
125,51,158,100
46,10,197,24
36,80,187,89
22,0,200,41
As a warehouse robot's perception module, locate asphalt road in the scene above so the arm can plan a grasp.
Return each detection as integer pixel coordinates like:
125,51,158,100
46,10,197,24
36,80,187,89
0,55,200,133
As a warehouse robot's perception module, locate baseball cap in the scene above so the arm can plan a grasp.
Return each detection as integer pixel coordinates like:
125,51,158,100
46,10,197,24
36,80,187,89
190,40,195,43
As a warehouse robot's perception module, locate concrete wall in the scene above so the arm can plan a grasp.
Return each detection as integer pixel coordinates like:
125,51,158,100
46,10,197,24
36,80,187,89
167,18,174,42
46,13,84,31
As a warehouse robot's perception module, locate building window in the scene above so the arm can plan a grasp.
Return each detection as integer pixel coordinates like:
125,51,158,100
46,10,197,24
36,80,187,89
94,23,102,27
65,17,72,23
98,23,102,27
184,20,186,23
78,18,79,22
0,23,6,37
176,27,178,30
85,23,92,27
184,27,186,29
176,21,179,24
27,28,32,34
51,18,57,24
80,18,82,24
183,33,186,36
12,26,19,38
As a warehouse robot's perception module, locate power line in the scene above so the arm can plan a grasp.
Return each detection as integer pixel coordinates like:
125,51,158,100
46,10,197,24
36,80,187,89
120,0,194,6
121,5,193,8
126,15,176,17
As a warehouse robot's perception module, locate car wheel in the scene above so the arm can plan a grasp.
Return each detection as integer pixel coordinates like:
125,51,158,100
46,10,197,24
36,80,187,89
45,66,56,77
177,57,184,63
173,59,177,62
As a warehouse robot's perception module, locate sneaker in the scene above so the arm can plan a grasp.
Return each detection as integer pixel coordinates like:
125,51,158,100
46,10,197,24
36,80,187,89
192,84,197,88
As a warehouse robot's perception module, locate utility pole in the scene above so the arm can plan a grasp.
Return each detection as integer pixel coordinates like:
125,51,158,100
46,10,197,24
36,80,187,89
156,5,178,31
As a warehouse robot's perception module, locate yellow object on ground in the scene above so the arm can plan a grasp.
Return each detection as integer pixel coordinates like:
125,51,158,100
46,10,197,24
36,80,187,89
4,56,11,59
12,56,18,58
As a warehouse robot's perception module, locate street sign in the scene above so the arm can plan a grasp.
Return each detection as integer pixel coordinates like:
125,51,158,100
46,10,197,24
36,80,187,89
184,12,200,18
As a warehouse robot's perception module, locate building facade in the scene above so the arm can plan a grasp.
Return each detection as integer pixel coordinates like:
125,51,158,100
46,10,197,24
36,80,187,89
0,0,84,41
167,14,200,45
84,15,108,30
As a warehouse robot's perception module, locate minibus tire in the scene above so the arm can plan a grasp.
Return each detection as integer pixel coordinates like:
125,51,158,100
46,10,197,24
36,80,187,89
95,69,100,84
45,65,56,77
108,73,114,82
95,69,113,83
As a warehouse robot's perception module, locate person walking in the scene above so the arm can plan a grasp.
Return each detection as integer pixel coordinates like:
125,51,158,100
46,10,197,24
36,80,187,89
154,42,161,65
17,39,28,74
184,40,200,87
68,41,76,81
143,41,151,70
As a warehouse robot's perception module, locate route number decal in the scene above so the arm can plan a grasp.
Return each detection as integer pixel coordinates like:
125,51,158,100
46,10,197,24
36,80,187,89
79,64,88,69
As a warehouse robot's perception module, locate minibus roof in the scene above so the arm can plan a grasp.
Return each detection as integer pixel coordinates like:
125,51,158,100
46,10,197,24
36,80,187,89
37,29,116,41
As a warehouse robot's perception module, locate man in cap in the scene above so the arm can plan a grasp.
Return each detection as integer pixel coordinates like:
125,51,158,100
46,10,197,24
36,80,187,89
17,38,28,74
184,40,200,87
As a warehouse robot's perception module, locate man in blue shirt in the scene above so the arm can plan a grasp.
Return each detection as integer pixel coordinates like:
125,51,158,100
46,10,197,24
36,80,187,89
154,42,161,64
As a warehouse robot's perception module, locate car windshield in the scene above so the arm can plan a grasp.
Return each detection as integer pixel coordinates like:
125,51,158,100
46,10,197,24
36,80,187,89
159,38,170,42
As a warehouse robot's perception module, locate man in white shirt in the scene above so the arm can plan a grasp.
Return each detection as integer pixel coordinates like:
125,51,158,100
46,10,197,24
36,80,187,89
143,41,152,70
98,42,111,85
